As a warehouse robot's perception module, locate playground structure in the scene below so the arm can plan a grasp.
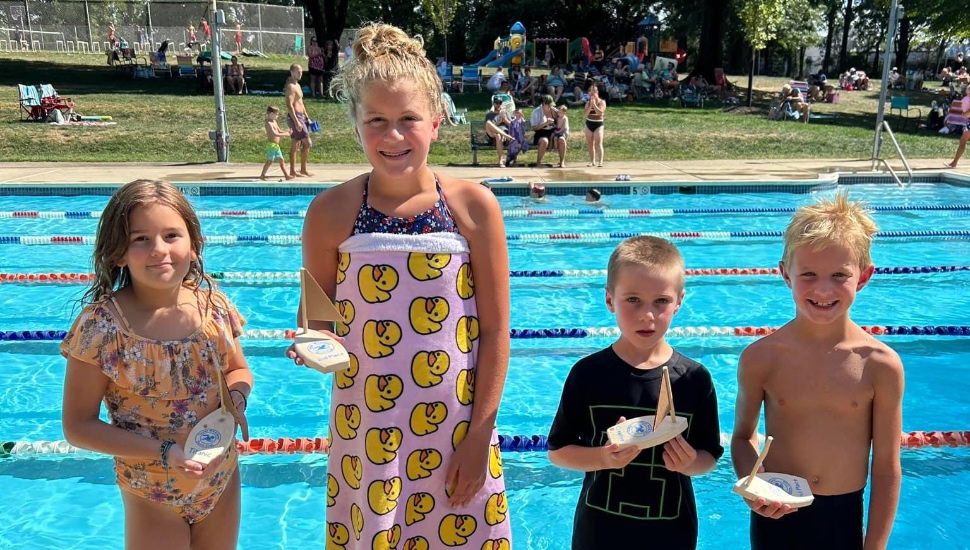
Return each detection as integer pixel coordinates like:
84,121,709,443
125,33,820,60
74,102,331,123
531,37,568,67
568,37,592,67
475,21,527,67
635,14,681,68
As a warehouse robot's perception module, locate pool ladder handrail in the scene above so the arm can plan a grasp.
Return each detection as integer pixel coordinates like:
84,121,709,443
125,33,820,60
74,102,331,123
872,120,913,188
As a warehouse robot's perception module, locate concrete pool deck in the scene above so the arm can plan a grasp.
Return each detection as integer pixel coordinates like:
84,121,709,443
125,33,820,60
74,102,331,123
0,158,965,187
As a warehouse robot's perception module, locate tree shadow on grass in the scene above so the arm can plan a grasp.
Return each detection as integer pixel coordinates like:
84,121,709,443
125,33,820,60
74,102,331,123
1,57,286,96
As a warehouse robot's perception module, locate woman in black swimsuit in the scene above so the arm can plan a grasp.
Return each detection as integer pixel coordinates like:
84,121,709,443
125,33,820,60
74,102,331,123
583,84,606,167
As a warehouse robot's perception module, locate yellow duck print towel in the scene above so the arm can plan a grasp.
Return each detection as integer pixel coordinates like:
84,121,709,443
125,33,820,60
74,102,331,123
327,233,511,549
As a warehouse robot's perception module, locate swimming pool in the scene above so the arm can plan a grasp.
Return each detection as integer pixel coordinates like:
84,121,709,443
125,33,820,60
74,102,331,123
0,179,968,549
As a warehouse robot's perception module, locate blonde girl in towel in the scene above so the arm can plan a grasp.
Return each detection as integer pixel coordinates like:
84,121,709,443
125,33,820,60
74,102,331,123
286,22,513,549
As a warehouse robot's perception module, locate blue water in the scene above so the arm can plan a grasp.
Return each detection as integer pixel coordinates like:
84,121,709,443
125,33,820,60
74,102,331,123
0,182,969,550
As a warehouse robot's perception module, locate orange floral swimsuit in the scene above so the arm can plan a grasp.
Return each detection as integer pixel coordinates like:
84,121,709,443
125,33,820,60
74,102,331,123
60,291,245,524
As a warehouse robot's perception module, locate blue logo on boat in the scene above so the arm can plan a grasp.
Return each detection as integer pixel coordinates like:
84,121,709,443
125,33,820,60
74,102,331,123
195,428,222,448
626,420,653,437
768,477,793,495
307,340,335,354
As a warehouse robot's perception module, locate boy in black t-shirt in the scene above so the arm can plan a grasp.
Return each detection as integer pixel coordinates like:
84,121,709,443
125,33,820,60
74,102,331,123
548,236,723,550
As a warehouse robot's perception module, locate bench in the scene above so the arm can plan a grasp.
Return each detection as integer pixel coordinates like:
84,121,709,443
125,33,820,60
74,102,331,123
470,121,534,166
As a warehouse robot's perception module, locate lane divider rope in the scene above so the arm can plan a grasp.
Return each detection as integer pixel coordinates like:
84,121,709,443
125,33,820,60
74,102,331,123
501,205,970,217
2,431,967,458
2,265,965,285
1,326,967,342
1,231,969,245
2,204,968,220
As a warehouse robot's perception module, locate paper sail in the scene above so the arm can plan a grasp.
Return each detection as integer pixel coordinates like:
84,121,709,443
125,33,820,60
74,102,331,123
295,268,351,374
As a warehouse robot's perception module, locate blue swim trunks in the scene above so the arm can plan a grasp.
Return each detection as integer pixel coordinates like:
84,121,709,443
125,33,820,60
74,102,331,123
265,142,283,162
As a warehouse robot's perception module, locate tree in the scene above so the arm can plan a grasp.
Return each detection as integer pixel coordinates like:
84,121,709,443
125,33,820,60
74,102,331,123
422,0,458,62
775,0,824,76
822,0,838,72
302,0,350,44
662,0,728,82
739,0,786,105
839,0,855,70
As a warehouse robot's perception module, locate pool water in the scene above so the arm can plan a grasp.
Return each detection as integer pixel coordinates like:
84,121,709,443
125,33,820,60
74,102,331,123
0,182,968,549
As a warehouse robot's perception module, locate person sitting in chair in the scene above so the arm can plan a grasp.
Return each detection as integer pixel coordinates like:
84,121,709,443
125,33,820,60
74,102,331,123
485,97,514,167
775,84,811,123
226,56,246,94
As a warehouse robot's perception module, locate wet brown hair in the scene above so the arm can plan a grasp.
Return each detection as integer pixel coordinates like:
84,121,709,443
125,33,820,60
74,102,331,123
81,179,214,306
330,23,442,121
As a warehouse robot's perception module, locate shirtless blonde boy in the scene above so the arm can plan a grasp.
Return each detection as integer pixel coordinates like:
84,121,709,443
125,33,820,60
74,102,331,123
261,106,294,181
731,192,903,550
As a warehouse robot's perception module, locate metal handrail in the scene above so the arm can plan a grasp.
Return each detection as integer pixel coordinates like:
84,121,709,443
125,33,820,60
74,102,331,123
875,120,913,187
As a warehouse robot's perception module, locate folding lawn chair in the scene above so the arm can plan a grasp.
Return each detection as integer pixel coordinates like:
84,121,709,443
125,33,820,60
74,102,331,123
38,84,74,118
491,92,514,118
888,96,922,133
460,66,481,92
438,62,455,87
176,55,197,78
789,80,810,100
442,92,467,124
18,84,45,121
679,83,704,107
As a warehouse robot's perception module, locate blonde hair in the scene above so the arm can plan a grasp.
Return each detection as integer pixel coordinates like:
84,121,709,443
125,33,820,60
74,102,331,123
606,236,685,291
782,191,878,269
82,179,214,307
330,23,442,121
266,105,279,114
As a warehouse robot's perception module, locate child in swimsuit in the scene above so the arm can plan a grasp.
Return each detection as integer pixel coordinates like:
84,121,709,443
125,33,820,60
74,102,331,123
286,23,513,549
61,179,253,548
262,105,295,181
732,192,903,550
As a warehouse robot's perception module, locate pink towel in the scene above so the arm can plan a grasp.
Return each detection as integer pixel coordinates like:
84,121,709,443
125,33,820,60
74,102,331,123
326,232,512,549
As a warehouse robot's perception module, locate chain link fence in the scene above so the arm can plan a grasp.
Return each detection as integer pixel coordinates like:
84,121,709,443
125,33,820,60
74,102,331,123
0,0,303,55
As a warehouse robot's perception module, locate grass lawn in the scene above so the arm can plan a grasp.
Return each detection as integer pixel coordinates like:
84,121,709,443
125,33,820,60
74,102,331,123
0,51,957,164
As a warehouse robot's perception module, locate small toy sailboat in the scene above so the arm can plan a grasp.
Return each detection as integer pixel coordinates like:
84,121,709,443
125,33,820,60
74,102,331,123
293,268,350,374
607,366,689,450
184,372,238,464
733,436,814,508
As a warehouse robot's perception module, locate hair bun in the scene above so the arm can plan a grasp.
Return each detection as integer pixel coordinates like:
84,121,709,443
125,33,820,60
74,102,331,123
353,23,425,61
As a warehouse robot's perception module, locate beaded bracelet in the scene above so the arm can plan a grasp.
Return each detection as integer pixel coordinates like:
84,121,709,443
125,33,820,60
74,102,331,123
230,389,248,410
160,439,176,468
